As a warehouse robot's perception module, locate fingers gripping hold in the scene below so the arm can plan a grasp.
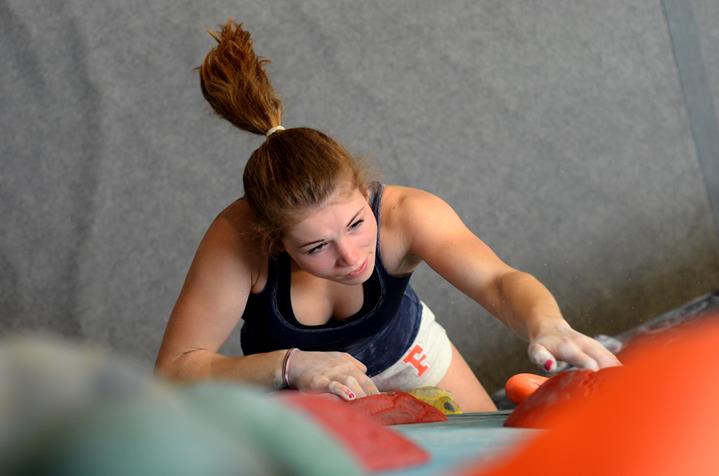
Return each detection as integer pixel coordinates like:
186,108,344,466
283,350,377,398
530,336,616,373
581,339,622,369
329,380,357,401
528,342,559,372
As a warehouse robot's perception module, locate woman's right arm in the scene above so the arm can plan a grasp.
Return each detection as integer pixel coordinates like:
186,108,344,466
154,210,288,388
154,209,378,398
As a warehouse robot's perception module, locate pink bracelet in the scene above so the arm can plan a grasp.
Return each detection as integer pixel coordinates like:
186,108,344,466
282,348,298,388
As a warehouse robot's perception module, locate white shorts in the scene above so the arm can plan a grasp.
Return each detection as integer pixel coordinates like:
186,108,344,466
371,302,453,392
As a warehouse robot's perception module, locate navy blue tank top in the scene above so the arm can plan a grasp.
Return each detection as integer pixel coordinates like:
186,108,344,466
239,183,422,376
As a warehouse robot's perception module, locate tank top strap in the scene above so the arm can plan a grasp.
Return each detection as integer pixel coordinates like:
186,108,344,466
368,181,387,271
369,181,384,225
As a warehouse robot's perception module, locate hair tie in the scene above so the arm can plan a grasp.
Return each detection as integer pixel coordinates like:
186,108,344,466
266,125,285,137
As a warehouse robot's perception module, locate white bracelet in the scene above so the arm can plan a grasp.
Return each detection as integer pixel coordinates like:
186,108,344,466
282,348,298,388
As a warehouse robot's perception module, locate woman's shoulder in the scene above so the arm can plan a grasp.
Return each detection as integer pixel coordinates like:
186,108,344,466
216,197,253,229
380,184,460,238
207,199,267,283
380,184,445,224
377,185,442,274
205,199,246,243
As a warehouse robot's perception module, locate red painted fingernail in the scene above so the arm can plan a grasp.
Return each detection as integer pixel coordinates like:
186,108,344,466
347,391,356,400
544,360,553,371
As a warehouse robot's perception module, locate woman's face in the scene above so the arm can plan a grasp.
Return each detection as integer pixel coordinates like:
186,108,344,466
281,184,377,285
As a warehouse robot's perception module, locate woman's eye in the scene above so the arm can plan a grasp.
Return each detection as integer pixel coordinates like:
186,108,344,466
308,243,326,254
349,219,364,230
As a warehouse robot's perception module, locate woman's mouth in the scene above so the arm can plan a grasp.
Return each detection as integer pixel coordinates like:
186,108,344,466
344,258,368,279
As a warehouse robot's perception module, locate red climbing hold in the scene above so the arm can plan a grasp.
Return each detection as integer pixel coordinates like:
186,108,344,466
347,391,447,425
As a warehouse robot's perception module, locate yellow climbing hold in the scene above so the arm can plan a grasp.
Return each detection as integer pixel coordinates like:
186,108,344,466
408,386,462,415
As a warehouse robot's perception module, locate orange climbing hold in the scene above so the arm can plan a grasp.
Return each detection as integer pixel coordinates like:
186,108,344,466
504,373,548,405
455,313,719,476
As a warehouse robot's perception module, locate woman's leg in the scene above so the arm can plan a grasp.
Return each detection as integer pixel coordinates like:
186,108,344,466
437,343,497,412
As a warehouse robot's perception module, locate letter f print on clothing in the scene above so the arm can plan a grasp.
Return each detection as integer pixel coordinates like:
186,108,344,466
402,343,430,376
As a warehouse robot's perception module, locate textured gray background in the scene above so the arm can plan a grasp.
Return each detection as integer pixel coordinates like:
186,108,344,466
2,0,718,392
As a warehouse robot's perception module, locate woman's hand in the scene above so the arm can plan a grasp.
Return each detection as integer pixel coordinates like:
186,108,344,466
527,321,622,372
286,350,380,400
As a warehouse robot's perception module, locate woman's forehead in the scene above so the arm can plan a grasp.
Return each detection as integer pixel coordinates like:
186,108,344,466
287,188,369,237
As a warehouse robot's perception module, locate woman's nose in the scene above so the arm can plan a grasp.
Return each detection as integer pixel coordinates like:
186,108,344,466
336,240,358,267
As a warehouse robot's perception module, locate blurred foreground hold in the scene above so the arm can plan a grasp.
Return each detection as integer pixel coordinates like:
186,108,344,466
456,312,719,476
0,334,363,476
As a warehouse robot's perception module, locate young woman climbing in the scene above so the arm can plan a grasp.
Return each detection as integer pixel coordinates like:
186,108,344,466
155,20,620,411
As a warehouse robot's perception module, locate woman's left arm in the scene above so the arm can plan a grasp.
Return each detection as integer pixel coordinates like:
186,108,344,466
398,187,620,371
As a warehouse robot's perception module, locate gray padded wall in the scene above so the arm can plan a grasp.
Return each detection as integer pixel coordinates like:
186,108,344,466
695,0,719,224
2,0,718,391
698,0,719,104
